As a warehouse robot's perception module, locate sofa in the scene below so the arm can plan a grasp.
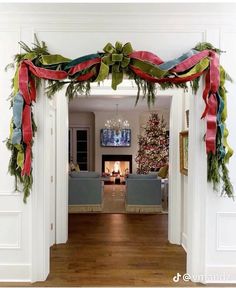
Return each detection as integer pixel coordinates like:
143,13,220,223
125,174,162,213
69,171,103,213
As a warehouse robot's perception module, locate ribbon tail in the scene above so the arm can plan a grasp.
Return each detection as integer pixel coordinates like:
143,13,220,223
201,70,210,119
94,61,109,82
206,93,218,154
22,105,33,175
112,65,123,90
29,76,36,102
22,145,32,176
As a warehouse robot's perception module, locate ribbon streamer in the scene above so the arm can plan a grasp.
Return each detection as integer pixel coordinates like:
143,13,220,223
204,51,220,154
12,93,24,145
206,93,218,154
21,104,33,176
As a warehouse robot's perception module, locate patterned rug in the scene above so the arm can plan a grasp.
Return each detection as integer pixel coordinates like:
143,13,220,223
102,184,126,213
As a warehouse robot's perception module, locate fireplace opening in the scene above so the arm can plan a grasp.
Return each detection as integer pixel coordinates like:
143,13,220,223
102,155,132,184
105,161,130,176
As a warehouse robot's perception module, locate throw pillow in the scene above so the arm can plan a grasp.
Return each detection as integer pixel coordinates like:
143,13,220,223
158,165,169,179
75,164,80,172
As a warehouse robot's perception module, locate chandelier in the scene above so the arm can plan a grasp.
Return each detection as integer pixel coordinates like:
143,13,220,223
105,104,130,131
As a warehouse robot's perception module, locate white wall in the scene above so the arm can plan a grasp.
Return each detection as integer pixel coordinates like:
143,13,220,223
69,112,95,127
94,111,140,173
204,30,236,281
0,29,32,281
0,3,236,283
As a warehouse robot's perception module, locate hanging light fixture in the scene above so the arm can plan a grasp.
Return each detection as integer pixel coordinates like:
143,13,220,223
104,104,130,131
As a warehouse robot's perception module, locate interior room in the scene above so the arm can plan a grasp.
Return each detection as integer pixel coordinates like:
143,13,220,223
68,89,171,214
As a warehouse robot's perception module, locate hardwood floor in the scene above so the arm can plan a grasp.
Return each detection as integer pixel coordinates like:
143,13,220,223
1,214,205,287
41,214,191,286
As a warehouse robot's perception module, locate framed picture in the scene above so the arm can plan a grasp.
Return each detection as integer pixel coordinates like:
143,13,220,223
179,130,189,176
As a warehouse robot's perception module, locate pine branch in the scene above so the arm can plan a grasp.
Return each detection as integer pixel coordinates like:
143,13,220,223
46,80,67,99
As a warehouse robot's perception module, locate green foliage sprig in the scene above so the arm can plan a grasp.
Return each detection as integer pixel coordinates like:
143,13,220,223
208,153,234,199
65,81,91,101
5,37,234,202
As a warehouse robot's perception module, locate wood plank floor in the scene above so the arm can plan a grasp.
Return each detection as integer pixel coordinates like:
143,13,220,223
1,214,204,287
48,214,186,286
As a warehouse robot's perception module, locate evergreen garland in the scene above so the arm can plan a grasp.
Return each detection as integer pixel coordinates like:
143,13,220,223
5,37,234,201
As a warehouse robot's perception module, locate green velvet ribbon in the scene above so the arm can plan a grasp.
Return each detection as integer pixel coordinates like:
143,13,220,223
219,66,233,163
15,144,24,169
39,54,71,65
13,67,19,96
220,66,227,121
23,52,37,61
131,58,168,78
94,41,133,89
95,61,109,82
178,58,210,77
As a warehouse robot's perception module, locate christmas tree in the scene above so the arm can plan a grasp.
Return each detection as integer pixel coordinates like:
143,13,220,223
135,113,169,174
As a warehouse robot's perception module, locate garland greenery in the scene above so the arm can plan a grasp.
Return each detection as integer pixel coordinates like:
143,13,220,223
5,35,234,201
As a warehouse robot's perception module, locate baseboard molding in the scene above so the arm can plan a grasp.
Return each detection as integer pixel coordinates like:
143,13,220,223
205,265,236,283
181,232,187,252
126,204,162,213
0,263,31,282
69,204,102,213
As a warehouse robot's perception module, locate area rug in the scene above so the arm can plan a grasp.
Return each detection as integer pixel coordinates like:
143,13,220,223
102,184,126,213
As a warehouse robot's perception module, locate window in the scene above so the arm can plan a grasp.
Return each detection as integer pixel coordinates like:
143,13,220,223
76,130,88,171
69,127,89,171
68,128,72,161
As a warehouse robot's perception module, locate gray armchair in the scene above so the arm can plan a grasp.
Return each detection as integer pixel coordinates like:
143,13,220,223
125,174,162,213
69,171,103,213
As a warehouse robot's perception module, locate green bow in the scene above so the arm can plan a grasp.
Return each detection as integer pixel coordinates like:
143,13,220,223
95,41,133,89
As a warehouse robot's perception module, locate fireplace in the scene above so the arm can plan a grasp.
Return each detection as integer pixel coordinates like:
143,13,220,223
102,155,132,176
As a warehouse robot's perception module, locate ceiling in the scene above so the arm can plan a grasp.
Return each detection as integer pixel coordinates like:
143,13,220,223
68,80,172,112
69,95,172,112
1,3,236,15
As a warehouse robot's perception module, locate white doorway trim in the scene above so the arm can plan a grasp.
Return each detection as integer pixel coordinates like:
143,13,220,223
31,85,204,282
55,90,69,244
168,90,184,245
56,88,184,245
